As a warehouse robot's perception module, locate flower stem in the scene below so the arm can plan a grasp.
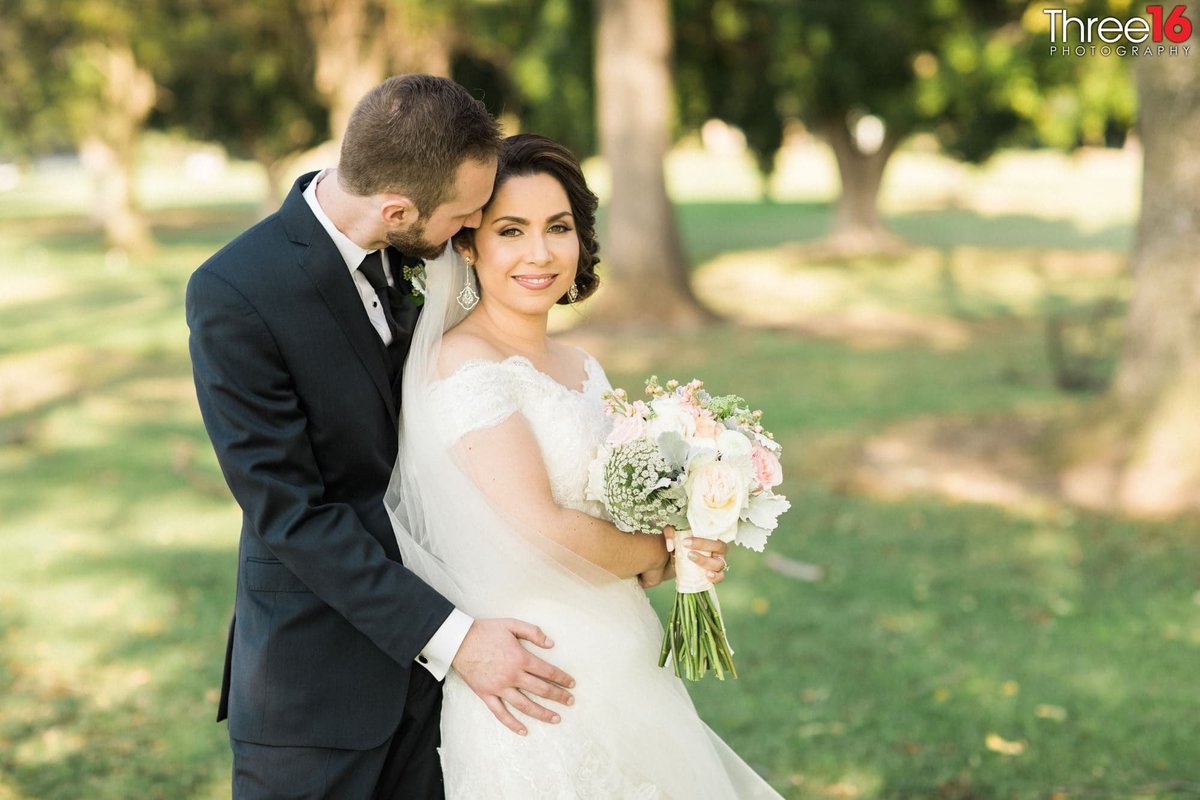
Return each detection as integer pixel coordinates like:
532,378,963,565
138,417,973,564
659,589,737,681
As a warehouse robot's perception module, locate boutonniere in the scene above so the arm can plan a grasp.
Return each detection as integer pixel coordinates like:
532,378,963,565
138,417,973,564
400,261,426,307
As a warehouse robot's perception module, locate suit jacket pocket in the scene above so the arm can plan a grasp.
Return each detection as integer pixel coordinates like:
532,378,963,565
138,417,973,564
244,557,310,593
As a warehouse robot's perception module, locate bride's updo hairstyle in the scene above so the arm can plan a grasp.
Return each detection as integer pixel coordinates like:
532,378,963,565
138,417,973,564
455,133,601,304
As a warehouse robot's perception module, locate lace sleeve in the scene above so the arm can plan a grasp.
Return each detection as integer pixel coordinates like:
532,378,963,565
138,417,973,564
429,359,528,444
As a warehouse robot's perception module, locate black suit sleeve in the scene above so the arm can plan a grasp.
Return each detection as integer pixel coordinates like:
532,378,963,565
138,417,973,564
186,267,453,667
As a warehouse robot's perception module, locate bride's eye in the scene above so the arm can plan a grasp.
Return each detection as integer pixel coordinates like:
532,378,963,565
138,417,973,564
498,227,522,237
548,223,573,234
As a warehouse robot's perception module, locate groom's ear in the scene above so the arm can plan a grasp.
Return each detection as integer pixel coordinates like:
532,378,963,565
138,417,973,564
380,195,419,227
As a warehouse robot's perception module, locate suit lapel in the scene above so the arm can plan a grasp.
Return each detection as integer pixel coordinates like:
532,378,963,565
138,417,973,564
282,174,397,423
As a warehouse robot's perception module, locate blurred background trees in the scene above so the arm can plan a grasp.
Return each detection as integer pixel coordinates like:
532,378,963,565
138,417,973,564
1097,28,1200,514
591,0,712,326
0,0,1141,277
2,0,1197,514
2,0,1137,291
153,0,329,214
4,5,1200,795
674,0,1134,253
1,0,165,254
298,0,456,139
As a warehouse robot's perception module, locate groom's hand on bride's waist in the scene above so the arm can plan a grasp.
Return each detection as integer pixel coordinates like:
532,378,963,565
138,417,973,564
451,618,575,737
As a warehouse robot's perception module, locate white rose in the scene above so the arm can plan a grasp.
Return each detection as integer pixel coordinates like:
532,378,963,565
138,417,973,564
685,459,748,544
644,396,696,441
716,428,753,461
713,429,755,486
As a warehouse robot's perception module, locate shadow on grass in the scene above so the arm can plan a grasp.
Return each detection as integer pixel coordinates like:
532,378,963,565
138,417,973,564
0,285,183,354
587,323,1060,441
891,208,1133,252
666,201,1133,266
2,545,234,800
675,487,1200,798
0,398,226,528
47,543,234,668
0,202,260,254
6,199,1132,277
2,194,1187,799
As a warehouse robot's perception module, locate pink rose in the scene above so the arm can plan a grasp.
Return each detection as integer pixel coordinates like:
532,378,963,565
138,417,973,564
751,443,783,490
607,413,647,445
693,413,723,440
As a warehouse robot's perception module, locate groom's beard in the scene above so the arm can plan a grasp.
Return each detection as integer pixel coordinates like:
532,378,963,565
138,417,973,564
385,221,447,261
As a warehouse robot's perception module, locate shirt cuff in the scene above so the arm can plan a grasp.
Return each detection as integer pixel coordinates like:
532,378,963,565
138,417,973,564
416,608,473,681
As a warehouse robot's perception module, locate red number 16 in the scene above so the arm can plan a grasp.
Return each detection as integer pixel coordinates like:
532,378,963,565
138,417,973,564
1147,5,1193,43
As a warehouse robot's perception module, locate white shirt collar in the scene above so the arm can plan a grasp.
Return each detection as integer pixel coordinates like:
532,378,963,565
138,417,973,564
303,168,377,275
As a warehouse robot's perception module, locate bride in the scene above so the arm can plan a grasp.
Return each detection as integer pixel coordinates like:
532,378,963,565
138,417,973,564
386,134,782,798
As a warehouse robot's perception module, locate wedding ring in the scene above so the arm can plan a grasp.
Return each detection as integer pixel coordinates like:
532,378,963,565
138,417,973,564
717,556,729,573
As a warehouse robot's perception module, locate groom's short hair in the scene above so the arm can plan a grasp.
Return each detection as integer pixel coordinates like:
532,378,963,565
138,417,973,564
339,74,501,215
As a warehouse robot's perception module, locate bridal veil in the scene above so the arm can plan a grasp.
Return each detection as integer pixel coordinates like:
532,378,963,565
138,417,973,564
385,243,782,799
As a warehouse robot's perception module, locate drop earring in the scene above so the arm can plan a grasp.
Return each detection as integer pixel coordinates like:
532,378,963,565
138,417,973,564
458,256,480,311
567,282,579,303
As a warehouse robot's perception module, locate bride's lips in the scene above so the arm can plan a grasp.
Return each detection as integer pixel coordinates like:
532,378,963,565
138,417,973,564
512,273,559,290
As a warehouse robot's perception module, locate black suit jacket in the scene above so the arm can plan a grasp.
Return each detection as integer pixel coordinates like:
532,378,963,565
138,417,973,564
186,172,452,750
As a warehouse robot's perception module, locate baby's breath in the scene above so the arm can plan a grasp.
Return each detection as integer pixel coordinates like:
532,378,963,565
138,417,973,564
602,440,686,534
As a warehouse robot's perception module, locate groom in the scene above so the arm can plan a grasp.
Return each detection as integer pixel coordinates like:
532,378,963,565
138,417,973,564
187,75,578,798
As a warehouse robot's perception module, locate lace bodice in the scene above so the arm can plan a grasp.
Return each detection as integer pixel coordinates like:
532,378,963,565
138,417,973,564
429,351,613,520
422,348,781,800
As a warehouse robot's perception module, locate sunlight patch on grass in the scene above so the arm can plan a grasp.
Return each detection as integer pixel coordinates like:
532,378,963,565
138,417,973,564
0,345,94,417
0,149,265,221
874,609,938,635
11,727,89,772
769,140,841,203
1021,526,1084,596
694,244,1127,340
667,144,767,201
0,266,66,309
786,767,885,799
693,248,851,314
4,145,1196,799
962,147,1139,234
118,375,202,412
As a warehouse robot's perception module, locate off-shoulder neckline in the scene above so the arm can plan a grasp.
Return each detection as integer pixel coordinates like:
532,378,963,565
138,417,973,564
442,349,600,396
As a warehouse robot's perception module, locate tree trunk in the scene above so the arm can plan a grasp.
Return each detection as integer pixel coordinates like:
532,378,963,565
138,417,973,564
587,0,712,328
823,114,904,256
78,42,156,255
391,0,454,78
1103,39,1200,515
256,156,288,219
299,0,453,145
299,0,390,142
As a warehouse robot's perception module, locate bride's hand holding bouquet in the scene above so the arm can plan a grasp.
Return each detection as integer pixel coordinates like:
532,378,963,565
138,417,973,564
586,377,790,681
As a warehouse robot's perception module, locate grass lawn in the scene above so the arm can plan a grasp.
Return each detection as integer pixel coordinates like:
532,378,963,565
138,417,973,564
2,147,1198,799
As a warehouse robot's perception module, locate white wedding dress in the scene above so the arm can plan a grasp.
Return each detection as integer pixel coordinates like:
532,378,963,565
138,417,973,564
385,246,782,799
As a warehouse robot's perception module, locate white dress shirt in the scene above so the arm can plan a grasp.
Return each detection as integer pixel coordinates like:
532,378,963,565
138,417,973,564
304,169,473,680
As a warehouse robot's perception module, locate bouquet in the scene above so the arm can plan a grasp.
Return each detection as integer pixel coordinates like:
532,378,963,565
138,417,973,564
586,376,790,680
